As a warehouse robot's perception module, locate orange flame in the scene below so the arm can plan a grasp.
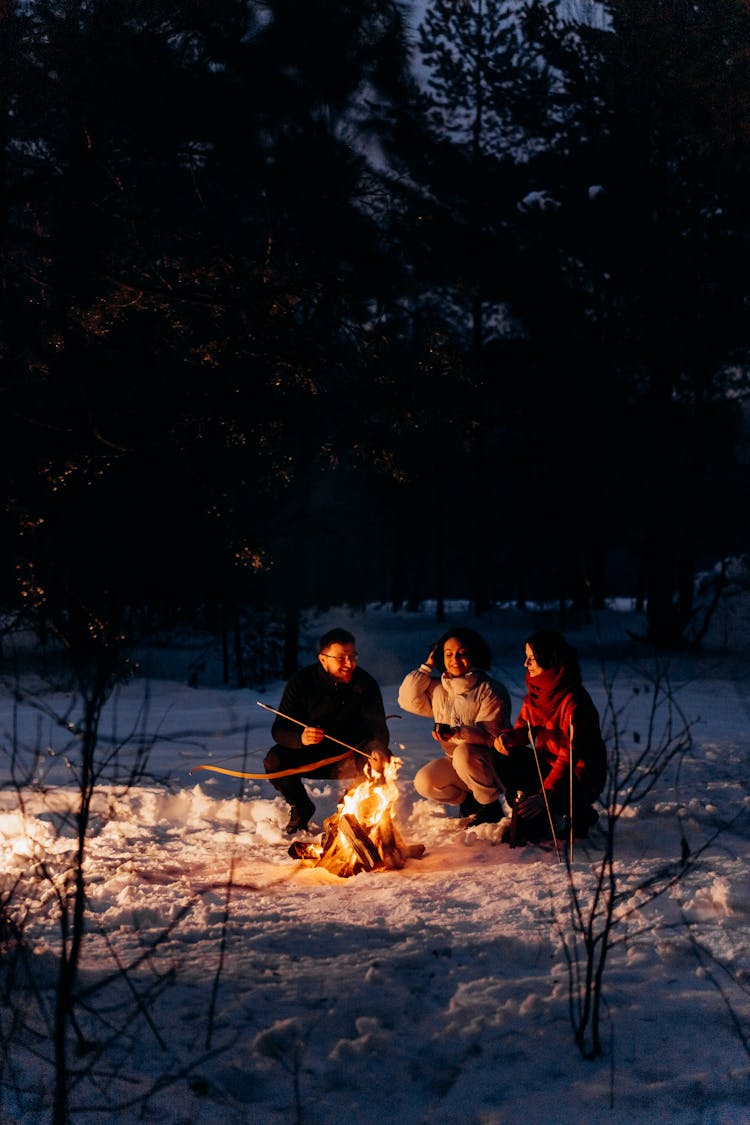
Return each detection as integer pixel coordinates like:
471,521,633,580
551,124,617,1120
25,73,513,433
288,754,426,876
339,755,403,834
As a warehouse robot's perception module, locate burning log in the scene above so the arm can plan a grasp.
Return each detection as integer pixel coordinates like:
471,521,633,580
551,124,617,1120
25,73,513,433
288,756,425,877
371,808,404,869
338,814,382,870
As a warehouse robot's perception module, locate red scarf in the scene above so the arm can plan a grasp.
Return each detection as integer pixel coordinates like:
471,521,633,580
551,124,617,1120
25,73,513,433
525,665,577,724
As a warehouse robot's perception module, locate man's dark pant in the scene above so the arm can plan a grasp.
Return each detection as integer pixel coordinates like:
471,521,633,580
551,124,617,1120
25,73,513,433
263,744,360,808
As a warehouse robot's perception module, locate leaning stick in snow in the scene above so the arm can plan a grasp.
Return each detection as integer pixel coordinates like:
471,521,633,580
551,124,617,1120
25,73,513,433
569,721,574,865
256,701,372,759
527,721,562,863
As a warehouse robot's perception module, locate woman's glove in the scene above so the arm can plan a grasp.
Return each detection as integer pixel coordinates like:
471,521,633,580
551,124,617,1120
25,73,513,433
494,728,530,755
515,792,546,820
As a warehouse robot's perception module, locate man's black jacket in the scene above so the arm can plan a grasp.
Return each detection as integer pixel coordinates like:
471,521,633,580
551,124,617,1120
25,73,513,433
270,663,390,753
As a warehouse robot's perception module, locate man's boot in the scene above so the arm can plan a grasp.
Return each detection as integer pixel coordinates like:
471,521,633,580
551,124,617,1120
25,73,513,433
285,793,315,835
264,765,316,835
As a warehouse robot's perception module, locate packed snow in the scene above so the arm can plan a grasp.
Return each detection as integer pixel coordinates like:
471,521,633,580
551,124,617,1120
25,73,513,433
1,600,750,1124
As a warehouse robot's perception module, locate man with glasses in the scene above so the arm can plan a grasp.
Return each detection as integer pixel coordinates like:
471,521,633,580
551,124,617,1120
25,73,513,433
263,628,391,835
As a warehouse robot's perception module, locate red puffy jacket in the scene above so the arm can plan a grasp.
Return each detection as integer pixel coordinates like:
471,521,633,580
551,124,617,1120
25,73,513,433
501,669,607,804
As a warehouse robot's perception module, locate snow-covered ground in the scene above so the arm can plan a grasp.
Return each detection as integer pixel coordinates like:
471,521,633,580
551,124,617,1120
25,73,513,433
1,600,749,1124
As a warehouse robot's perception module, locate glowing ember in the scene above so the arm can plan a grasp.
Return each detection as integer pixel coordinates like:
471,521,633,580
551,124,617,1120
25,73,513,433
289,756,425,877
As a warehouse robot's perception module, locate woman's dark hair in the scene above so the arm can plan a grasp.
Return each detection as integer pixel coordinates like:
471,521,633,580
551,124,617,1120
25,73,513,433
433,627,491,672
526,629,580,676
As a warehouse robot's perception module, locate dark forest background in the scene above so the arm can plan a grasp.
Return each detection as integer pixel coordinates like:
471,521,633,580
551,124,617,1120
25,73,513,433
2,0,749,681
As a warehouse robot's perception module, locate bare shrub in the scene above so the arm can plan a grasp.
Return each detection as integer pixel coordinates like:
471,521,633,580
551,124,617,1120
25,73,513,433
558,654,719,1060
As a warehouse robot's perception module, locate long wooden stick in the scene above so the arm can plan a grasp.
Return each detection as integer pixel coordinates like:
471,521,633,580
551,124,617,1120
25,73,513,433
527,721,562,863
190,750,351,780
569,720,574,865
256,701,371,759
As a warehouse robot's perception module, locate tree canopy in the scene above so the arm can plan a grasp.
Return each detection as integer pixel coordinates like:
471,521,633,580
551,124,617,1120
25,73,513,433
1,0,748,658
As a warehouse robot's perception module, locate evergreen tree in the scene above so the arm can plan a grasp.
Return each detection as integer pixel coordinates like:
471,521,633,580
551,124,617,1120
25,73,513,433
1,0,416,652
519,0,750,644
378,0,560,612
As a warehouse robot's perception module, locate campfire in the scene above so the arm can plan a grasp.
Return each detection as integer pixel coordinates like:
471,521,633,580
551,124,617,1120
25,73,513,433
288,756,425,877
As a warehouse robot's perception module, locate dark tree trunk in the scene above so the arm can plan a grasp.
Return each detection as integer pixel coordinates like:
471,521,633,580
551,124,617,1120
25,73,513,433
283,604,300,679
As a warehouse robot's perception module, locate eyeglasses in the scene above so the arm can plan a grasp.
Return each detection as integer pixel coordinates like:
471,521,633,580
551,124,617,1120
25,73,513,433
321,651,359,665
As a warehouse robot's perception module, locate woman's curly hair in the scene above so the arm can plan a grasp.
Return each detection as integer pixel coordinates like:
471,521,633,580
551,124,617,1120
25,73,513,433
432,627,492,672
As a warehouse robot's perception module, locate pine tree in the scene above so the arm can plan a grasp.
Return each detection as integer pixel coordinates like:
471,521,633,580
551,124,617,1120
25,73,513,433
1,0,417,646
520,0,750,644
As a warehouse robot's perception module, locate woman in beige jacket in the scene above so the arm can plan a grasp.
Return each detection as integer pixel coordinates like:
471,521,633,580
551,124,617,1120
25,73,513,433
398,627,511,825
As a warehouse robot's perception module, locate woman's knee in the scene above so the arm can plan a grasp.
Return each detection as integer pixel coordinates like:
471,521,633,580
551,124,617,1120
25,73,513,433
413,765,432,799
453,741,494,780
414,760,464,803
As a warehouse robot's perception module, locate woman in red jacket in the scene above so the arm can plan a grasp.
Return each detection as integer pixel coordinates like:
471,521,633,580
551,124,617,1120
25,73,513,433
493,629,607,841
